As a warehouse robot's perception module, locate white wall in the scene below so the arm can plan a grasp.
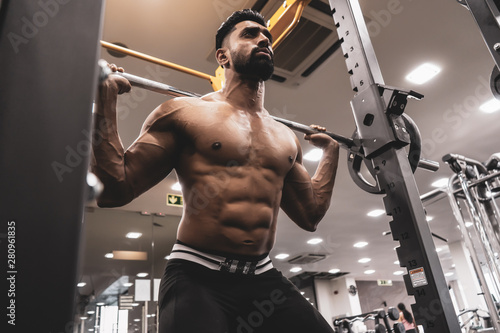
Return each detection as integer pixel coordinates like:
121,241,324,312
315,276,362,327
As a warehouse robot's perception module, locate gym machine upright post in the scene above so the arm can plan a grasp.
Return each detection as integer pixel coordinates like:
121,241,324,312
327,0,461,331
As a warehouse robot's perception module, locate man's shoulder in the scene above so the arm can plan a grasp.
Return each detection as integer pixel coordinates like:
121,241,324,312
144,93,224,128
157,92,222,114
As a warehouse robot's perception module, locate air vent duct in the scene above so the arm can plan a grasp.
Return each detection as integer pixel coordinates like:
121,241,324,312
288,253,327,264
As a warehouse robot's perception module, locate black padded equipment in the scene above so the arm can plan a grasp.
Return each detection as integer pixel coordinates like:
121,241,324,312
375,323,387,333
393,322,406,333
388,307,400,321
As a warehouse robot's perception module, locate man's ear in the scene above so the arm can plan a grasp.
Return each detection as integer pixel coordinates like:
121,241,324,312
216,48,229,68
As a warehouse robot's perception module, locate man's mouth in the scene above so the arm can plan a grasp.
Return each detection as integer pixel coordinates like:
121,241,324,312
254,48,272,59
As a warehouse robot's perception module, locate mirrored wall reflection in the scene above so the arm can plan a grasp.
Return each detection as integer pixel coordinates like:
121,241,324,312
76,208,180,332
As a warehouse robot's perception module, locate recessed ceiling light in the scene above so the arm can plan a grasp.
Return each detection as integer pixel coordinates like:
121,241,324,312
353,241,368,248
80,316,88,320
358,258,371,263
77,282,86,287
406,63,441,84
465,222,474,228
87,311,95,315
300,291,305,295
445,272,454,277
426,216,434,222
171,182,182,191
303,148,323,161
134,318,141,322
275,253,290,259
104,253,114,259
394,260,400,265
329,268,340,274
96,302,105,306
364,269,375,274
307,238,323,245
136,272,148,278
126,232,142,239
431,178,448,188
393,271,404,275
479,98,500,113
123,283,133,287
436,247,443,252
367,209,385,217
290,267,302,273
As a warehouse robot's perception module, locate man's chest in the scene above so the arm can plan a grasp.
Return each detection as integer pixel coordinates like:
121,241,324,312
181,110,298,172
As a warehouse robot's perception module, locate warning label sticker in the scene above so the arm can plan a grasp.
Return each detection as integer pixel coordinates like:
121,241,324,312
409,267,428,288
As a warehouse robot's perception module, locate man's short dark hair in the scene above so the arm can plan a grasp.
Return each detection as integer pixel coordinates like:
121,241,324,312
215,9,267,50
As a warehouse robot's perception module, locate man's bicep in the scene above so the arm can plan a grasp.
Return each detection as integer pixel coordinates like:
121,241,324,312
124,131,177,197
125,99,182,195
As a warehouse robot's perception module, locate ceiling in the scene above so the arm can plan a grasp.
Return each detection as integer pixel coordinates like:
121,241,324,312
81,0,500,305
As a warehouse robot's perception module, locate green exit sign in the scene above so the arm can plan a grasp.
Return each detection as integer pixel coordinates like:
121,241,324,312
377,279,393,286
167,193,183,207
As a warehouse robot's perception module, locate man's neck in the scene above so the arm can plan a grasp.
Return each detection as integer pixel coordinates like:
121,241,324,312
220,70,265,113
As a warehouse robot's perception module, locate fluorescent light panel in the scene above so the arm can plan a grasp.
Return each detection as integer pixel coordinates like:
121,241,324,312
275,253,290,259
126,232,142,239
479,98,500,113
353,241,368,248
171,182,182,191
431,178,448,188
367,209,385,217
406,63,441,84
307,238,323,245
112,250,148,261
303,148,323,161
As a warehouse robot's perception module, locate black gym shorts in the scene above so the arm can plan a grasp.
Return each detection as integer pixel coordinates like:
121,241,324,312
158,243,334,333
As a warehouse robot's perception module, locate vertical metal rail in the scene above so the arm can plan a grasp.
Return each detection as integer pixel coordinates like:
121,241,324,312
453,173,500,330
327,0,461,331
447,174,500,331
461,0,500,70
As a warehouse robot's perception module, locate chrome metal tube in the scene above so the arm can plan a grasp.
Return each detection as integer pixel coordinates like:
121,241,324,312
114,72,201,98
448,174,500,330
108,68,441,170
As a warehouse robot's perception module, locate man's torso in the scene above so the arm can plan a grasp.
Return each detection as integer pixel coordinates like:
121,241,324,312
154,94,299,255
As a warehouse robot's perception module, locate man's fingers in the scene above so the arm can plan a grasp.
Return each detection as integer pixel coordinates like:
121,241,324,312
107,63,125,73
309,124,326,132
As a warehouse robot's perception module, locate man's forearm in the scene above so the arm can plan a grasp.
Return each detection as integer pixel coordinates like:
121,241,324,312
91,89,134,206
311,143,339,212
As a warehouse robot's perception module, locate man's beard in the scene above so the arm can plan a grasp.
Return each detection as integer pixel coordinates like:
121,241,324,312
232,49,274,81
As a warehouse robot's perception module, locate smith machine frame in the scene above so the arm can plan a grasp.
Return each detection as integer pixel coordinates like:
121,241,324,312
326,0,461,331
99,0,500,331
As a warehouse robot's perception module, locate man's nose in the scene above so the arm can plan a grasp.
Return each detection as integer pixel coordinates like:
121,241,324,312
257,32,270,47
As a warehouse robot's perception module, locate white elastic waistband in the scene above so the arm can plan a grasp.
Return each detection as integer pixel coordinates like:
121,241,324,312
169,243,273,275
